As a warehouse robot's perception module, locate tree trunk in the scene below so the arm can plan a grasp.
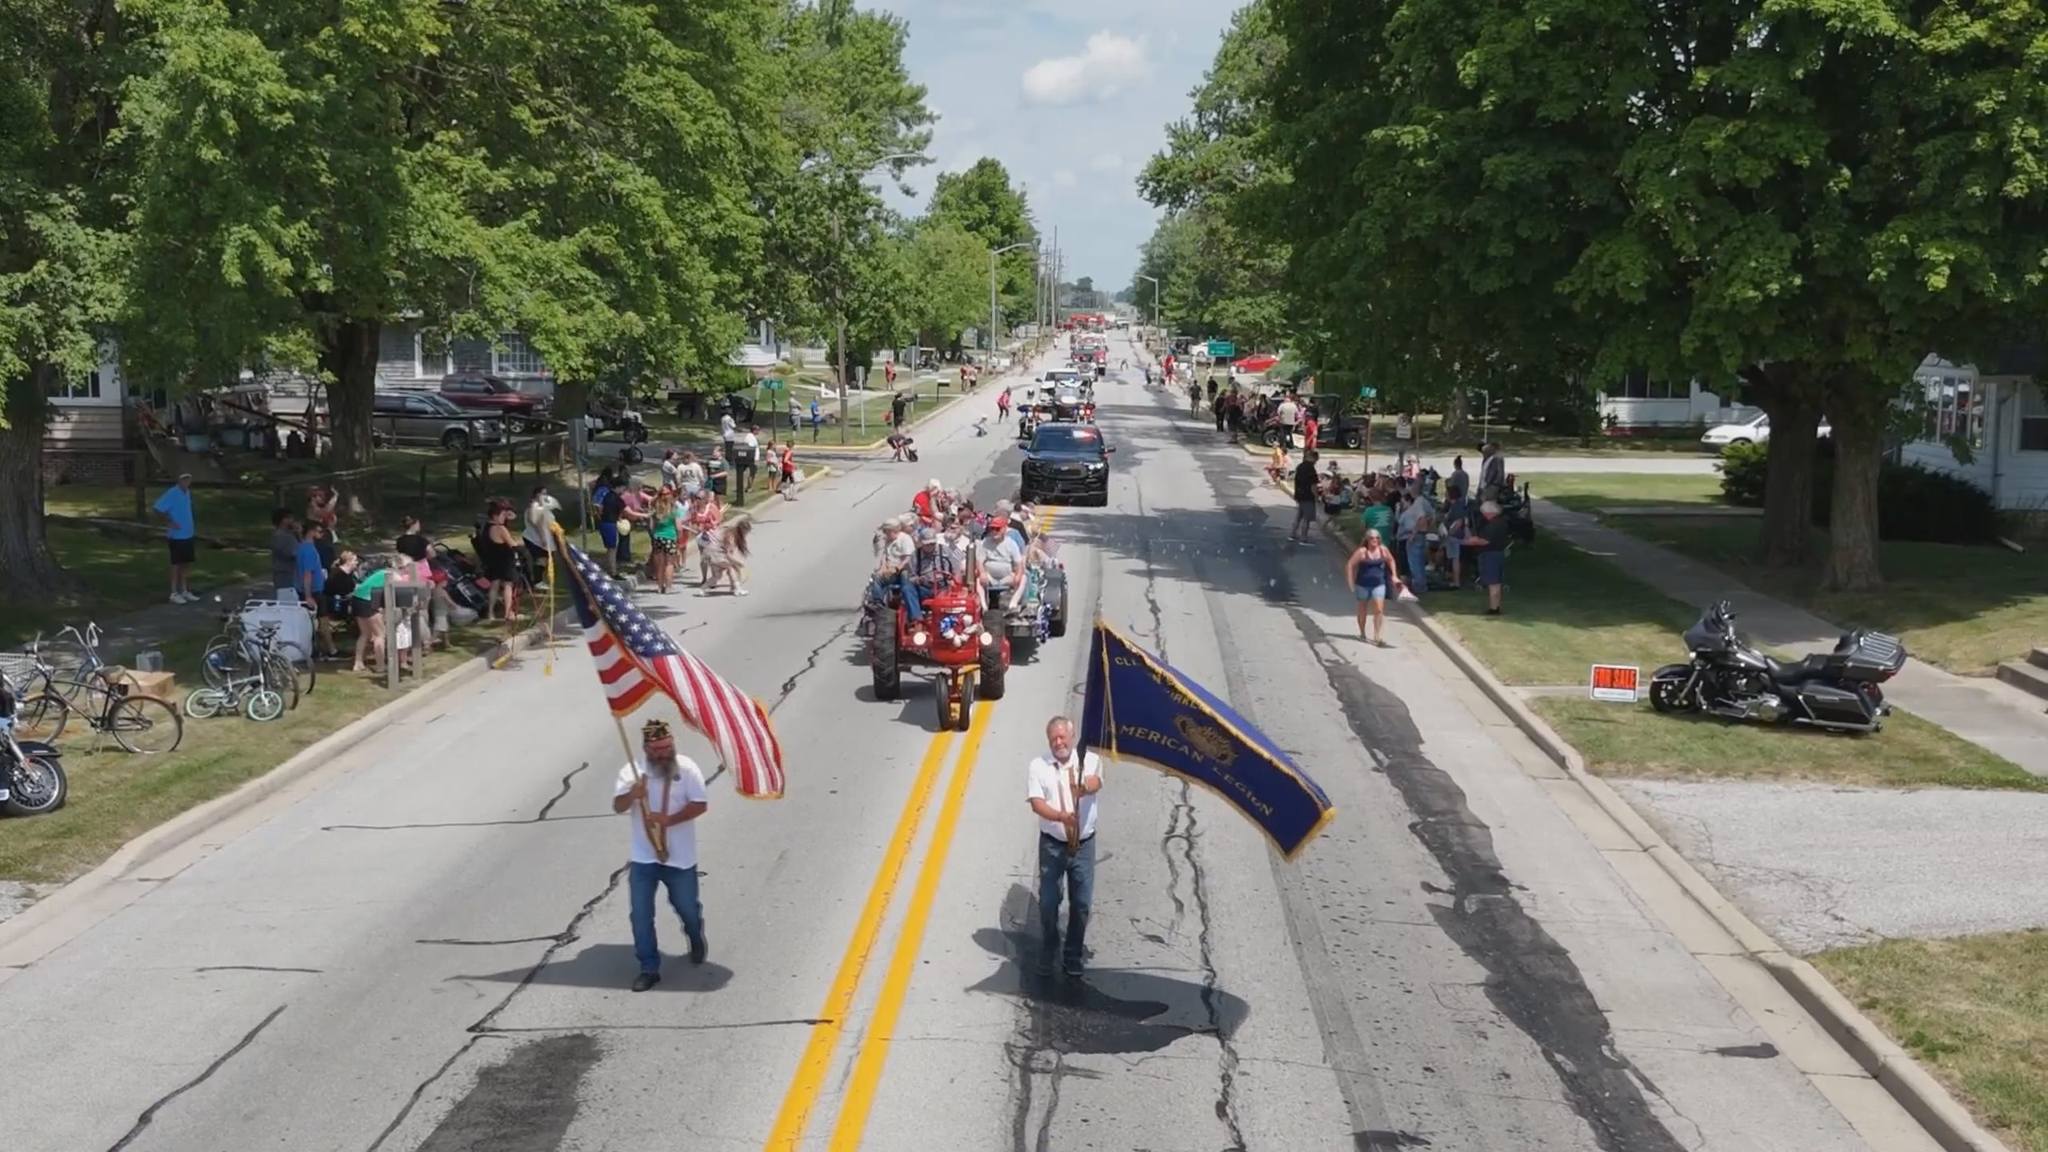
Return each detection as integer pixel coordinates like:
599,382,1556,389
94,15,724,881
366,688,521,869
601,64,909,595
1441,383,1470,443
1821,397,1885,592
1758,397,1820,568
0,367,78,598
320,317,380,471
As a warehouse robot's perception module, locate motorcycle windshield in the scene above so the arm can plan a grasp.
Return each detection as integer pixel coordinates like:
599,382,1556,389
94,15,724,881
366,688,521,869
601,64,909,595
1682,615,1728,653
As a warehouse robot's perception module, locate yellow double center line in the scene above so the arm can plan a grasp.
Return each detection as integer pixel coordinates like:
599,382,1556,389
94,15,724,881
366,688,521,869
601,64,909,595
763,508,1058,1151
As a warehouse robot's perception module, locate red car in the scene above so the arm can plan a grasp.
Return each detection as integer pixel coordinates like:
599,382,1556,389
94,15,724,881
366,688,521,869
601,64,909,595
439,373,550,422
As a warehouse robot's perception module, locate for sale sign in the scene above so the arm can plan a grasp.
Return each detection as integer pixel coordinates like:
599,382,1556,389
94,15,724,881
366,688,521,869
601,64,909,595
1589,664,1640,703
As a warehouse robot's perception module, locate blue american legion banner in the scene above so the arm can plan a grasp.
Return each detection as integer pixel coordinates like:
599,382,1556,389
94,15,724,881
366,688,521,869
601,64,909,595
1079,621,1335,859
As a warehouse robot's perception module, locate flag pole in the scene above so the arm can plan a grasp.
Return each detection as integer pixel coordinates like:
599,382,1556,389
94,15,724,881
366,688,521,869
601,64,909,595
543,545,556,677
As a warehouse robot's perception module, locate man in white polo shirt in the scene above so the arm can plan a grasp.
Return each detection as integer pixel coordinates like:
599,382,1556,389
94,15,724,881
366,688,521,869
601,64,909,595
1027,714,1104,979
613,719,710,991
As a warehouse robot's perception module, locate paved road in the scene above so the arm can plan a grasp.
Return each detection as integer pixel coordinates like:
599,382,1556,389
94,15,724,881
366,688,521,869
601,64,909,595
1,335,1901,1151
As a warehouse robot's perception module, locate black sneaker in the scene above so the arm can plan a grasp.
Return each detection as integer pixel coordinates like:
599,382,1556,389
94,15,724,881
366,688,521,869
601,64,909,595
688,933,708,966
631,971,661,993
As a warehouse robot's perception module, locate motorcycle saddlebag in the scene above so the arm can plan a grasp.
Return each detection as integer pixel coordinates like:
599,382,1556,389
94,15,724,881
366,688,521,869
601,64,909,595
1826,630,1907,682
1793,683,1875,726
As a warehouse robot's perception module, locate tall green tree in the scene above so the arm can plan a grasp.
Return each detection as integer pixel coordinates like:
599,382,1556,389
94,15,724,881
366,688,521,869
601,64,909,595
751,2,931,393
0,0,130,595
926,158,1036,335
1561,0,2048,587
121,0,779,471
902,219,990,351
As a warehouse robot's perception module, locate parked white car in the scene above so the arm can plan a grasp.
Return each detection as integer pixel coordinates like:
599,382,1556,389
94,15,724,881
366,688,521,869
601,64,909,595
1700,412,1832,448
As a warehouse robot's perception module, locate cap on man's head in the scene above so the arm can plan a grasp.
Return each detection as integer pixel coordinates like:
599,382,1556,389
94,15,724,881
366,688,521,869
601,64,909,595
928,479,944,492
642,718,673,744
988,516,1010,533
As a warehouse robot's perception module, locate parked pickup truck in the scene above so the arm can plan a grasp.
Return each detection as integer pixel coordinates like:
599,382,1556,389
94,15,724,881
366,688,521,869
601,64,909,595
438,372,550,426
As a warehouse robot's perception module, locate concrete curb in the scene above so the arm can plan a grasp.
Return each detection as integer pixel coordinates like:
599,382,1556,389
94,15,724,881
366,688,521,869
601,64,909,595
1393,571,2013,1152
0,464,840,951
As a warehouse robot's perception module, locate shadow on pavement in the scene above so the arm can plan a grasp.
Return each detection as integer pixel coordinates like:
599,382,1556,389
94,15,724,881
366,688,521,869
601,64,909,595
965,885,1248,1056
457,943,735,993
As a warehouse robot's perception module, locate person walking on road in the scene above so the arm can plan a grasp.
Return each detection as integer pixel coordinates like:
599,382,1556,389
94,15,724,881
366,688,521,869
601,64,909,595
153,472,199,603
1028,715,1103,979
1289,449,1320,543
615,719,710,992
1345,527,1402,647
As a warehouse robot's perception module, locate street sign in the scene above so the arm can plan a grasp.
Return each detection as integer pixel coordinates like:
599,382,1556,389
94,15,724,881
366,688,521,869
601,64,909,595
1207,340,1236,359
760,377,785,391
1358,385,1378,400
1589,664,1641,703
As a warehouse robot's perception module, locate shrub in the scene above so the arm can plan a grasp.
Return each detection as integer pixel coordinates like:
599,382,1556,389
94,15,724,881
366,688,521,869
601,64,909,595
1717,439,1997,544
1719,441,1769,506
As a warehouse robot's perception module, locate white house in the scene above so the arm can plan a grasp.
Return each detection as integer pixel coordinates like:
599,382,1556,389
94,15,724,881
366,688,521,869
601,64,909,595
375,324,554,398
1901,354,2048,513
1597,371,1760,431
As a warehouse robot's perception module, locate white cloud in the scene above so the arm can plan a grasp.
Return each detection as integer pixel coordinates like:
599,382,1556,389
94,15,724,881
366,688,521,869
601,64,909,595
1089,152,1125,172
1020,33,1150,107
1053,168,1078,189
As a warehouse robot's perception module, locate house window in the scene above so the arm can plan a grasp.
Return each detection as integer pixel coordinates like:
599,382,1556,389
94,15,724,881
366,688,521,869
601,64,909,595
2019,382,2048,452
1613,370,1681,400
47,367,104,402
495,333,546,376
1919,373,1985,449
450,337,493,374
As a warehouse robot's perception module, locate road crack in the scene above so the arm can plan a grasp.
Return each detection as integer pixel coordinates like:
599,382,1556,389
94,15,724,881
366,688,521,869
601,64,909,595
535,761,590,821
108,1005,286,1151
771,620,853,713
366,864,628,1152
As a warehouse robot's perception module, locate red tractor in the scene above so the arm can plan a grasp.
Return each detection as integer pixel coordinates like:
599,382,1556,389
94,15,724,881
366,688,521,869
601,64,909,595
868,581,1009,730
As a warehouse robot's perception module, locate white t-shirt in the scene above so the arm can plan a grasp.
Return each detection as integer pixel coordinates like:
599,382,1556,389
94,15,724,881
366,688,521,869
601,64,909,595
720,413,737,442
523,495,560,549
879,532,914,573
678,461,705,491
1027,751,1102,842
1276,399,1300,427
615,757,710,868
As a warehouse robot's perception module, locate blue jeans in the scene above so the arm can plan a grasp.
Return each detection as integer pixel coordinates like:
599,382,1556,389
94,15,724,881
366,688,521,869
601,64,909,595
1038,833,1096,972
628,861,704,974
870,571,924,620
1404,533,1429,595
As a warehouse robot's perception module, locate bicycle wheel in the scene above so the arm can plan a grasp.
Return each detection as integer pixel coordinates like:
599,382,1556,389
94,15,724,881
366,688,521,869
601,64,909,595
15,691,70,742
276,641,317,696
244,689,285,723
264,653,300,712
202,639,253,689
109,694,183,755
184,686,225,720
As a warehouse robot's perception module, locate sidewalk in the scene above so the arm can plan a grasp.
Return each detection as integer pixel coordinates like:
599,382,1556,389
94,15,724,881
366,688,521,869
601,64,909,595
1535,498,2048,778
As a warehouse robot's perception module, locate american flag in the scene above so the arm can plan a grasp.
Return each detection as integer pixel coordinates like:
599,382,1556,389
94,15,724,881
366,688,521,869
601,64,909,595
556,536,786,799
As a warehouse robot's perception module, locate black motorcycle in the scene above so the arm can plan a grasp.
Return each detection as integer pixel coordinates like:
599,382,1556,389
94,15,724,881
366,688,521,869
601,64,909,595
1,673,68,817
1649,601,1905,733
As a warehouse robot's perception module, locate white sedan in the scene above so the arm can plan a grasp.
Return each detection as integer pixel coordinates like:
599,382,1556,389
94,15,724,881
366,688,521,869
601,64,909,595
1700,412,1831,448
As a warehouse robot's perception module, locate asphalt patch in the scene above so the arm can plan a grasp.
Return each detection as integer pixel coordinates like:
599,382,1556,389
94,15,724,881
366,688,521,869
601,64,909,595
411,1033,599,1152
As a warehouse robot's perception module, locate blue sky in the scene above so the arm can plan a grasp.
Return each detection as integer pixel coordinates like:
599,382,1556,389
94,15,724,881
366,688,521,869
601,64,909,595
872,0,1245,295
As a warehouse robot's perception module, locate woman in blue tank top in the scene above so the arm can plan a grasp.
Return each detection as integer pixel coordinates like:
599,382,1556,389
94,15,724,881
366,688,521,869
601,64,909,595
1343,528,1401,647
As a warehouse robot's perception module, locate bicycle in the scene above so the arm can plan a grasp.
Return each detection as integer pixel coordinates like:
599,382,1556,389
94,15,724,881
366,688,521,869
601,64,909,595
184,623,292,723
202,598,315,704
20,672,184,754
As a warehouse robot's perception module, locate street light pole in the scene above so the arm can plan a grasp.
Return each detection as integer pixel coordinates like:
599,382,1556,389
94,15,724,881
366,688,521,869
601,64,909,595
990,241,1031,374
1136,273,1160,350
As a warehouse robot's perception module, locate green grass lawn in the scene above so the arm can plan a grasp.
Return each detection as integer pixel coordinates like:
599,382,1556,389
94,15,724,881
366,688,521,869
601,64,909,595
1505,472,2047,676
642,377,971,448
1619,516,2047,677
0,624,519,886
1526,472,1730,515
1387,513,2039,789
1816,931,2048,1152
1533,697,2044,791
1426,532,1699,686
